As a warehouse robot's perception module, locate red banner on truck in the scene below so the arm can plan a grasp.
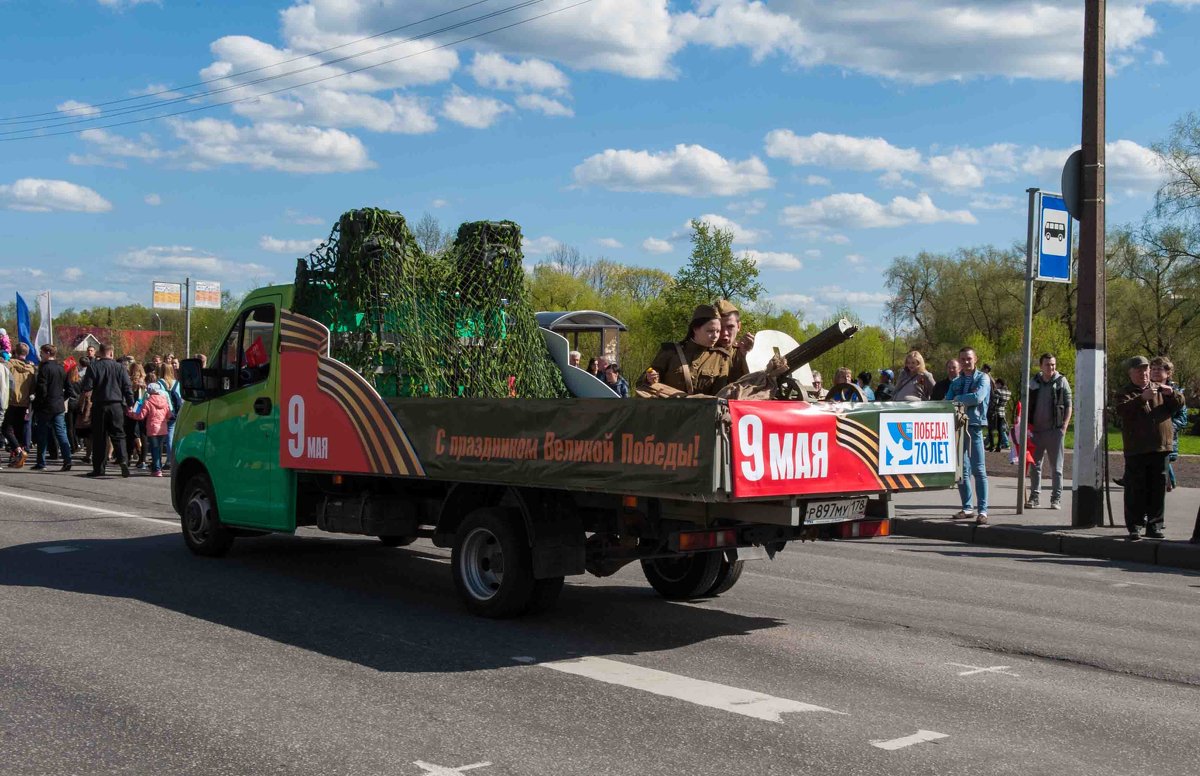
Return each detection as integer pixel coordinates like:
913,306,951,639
727,401,956,498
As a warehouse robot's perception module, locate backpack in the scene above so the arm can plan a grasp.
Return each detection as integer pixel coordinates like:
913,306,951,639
159,379,182,419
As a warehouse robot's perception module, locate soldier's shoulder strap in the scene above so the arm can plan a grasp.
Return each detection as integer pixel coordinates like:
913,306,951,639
672,342,694,394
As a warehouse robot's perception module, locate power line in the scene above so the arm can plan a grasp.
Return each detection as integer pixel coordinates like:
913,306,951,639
0,0,499,124
0,0,592,143
1,0,548,136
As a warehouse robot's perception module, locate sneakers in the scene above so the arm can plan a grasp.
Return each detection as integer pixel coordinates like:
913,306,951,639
953,510,976,520
1128,530,1141,541
30,464,46,470
153,470,163,477
1145,528,1165,539
1050,500,1061,510
976,513,989,524
60,462,72,472
136,462,146,471
1025,496,1039,509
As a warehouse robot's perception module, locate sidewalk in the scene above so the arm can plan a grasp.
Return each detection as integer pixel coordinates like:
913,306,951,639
891,477,1200,571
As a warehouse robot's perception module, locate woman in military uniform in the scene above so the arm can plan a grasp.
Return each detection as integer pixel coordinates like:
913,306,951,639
645,304,738,396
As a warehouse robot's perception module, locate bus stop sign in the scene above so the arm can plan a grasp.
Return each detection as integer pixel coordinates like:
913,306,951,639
1037,192,1072,283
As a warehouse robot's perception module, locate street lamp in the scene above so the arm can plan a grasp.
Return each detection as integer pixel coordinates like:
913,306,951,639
152,313,162,331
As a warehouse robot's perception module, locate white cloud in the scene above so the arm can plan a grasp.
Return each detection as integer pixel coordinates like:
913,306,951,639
643,237,673,254
878,170,916,189
96,0,158,9
782,192,976,229
825,233,850,245
441,87,511,129
804,249,821,259
114,245,272,279
169,118,373,173
0,179,112,213
56,100,100,117
515,94,574,118
134,83,186,100
743,249,802,271
286,209,325,225
728,199,766,215
431,198,448,209
574,144,773,196
679,1,1158,83
845,253,865,265
522,236,561,256
1020,139,1164,194
63,267,85,282
54,289,137,307
766,130,922,172
691,213,760,243
469,52,569,93
969,193,1019,211
598,237,624,249
259,235,323,254
144,193,162,206
804,175,831,186
818,285,891,306
772,293,816,308
74,128,164,166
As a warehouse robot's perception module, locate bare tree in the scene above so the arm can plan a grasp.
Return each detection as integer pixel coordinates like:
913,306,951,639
413,212,452,255
544,243,589,277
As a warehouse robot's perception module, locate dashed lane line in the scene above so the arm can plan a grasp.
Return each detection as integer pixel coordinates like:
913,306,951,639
871,730,950,750
0,488,173,525
513,656,845,723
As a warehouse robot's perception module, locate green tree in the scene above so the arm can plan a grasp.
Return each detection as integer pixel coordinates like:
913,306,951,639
671,219,764,305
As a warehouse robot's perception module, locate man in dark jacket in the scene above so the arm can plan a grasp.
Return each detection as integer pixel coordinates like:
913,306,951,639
1025,353,1073,510
31,344,73,471
1114,355,1183,540
80,343,134,477
931,358,960,401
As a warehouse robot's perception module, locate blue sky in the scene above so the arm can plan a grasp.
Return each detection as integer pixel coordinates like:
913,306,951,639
0,0,1196,323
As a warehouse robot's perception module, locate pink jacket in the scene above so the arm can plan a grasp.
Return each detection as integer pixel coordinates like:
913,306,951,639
129,393,172,437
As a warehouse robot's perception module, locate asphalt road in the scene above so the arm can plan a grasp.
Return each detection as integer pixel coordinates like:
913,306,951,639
2,469,1199,776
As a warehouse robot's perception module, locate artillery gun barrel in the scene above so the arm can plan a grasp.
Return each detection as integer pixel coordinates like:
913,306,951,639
780,318,858,374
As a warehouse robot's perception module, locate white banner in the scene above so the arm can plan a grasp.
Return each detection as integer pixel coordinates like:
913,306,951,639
153,281,183,310
194,280,221,309
35,292,51,350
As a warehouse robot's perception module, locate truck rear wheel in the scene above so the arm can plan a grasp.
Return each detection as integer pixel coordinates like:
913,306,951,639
452,508,550,618
641,552,723,600
706,556,745,596
181,474,234,557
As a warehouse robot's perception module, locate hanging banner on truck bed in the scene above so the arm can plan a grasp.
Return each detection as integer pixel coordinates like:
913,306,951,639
727,401,959,499
277,310,717,495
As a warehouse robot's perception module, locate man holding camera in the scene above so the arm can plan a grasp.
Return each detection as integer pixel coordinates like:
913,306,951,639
1114,355,1183,540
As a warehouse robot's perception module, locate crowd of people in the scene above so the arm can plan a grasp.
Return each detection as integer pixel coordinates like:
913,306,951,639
0,342,182,478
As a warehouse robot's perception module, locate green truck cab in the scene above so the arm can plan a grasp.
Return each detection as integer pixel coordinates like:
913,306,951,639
173,285,962,618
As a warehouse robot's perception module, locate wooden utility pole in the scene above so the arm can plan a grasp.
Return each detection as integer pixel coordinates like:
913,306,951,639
1073,0,1106,527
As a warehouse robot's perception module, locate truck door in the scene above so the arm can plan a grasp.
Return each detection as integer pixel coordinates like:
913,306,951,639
205,299,292,530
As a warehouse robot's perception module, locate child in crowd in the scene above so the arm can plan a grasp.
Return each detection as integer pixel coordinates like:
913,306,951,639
0,328,10,360
126,382,171,476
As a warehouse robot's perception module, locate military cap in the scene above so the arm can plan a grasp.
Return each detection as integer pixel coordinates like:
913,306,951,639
1125,355,1150,369
690,304,720,322
714,299,739,317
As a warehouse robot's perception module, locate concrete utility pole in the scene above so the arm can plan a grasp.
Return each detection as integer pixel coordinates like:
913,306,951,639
1073,0,1106,528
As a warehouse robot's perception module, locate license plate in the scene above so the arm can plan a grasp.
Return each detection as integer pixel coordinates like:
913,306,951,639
804,497,868,525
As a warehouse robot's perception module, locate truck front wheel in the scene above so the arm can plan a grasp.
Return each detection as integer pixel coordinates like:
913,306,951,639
452,508,555,618
181,474,234,557
641,552,723,600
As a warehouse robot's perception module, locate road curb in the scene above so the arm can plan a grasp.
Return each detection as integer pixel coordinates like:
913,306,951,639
893,517,1200,571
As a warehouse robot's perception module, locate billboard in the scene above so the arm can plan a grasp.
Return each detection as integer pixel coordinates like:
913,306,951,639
152,282,182,310
194,280,221,309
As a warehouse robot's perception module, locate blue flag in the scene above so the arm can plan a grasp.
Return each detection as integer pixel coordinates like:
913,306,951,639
15,292,38,365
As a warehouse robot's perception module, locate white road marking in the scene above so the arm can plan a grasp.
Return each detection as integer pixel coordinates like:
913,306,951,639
515,656,845,723
947,662,1020,678
412,761,491,775
37,545,80,554
871,730,950,750
0,489,172,525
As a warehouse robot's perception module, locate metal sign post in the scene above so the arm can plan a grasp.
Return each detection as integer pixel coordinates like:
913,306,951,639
1017,188,1039,514
184,277,191,359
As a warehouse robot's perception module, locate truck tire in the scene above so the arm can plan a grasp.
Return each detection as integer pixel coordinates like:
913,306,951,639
641,552,723,600
378,536,417,547
181,474,234,557
706,556,745,596
451,508,537,618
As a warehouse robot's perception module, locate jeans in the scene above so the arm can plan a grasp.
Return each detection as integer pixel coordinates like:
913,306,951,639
958,425,989,514
1030,428,1066,502
34,413,71,468
147,435,167,473
166,418,176,465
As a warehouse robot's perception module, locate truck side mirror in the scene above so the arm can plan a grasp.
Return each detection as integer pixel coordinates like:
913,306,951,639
179,358,209,402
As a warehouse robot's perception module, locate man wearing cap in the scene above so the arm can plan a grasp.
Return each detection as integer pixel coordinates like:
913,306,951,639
875,369,895,401
1114,355,1182,540
646,304,739,397
715,299,754,379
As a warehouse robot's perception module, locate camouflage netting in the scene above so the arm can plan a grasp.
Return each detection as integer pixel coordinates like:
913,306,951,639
294,208,568,399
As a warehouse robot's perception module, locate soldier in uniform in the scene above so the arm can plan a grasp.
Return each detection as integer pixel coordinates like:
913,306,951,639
645,304,740,397
715,298,754,380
